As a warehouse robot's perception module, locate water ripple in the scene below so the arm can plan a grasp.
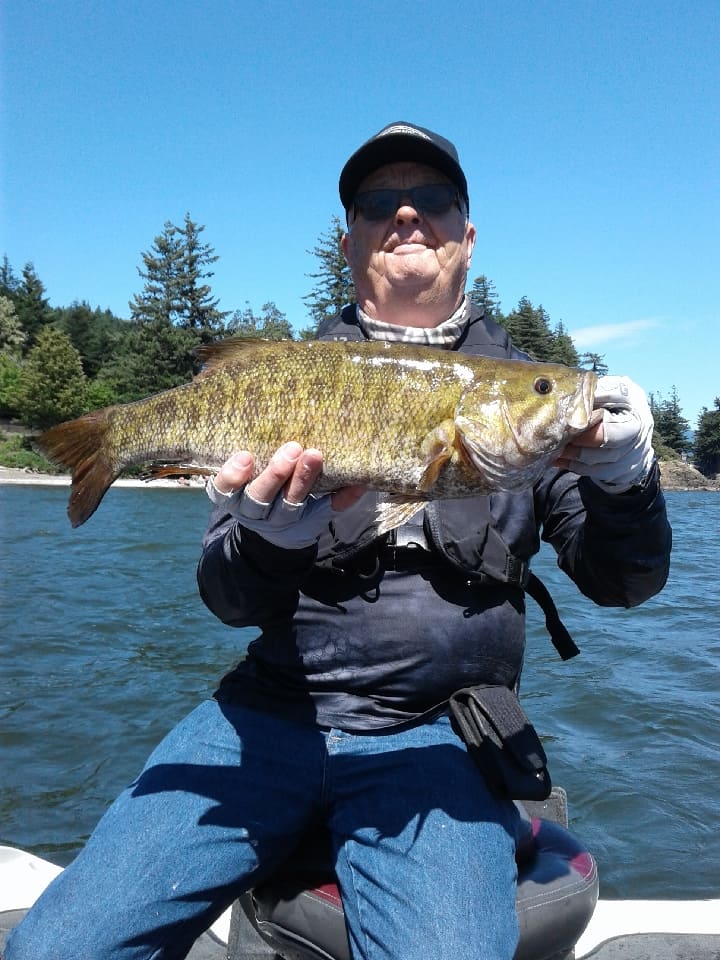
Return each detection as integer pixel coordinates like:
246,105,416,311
1,486,718,900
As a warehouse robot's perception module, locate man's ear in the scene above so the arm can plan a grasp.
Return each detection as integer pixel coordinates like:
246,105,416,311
465,221,476,269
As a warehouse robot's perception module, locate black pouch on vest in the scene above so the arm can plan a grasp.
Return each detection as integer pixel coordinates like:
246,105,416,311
448,685,552,801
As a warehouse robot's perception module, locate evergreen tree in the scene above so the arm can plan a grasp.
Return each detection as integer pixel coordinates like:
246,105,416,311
226,302,294,341
255,302,294,341
16,327,87,428
129,214,226,336
0,296,25,354
579,352,609,376
83,377,118,412
226,304,263,339
177,213,229,340
14,263,52,351
124,215,227,395
303,215,355,335
548,320,579,366
130,221,186,326
129,220,183,326
693,399,720,476
0,255,19,299
99,320,199,402
650,387,690,455
504,297,555,360
53,301,125,378
0,351,23,418
468,275,502,320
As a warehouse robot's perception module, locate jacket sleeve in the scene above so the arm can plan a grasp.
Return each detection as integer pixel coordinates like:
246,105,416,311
196,506,318,627
538,460,672,608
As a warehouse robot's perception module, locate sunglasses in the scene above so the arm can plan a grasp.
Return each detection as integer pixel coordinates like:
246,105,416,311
351,184,462,222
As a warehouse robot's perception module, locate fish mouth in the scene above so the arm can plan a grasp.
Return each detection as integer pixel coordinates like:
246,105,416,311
567,371,598,432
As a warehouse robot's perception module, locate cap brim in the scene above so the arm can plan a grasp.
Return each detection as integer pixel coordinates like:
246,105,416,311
339,134,468,211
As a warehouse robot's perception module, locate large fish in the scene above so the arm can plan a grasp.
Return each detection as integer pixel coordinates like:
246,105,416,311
38,338,597,529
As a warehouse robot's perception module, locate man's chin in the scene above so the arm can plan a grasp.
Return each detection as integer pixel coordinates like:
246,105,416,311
384,250,439,285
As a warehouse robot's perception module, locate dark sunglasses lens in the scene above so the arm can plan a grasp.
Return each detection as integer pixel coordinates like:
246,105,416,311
354,185,458,221
415,185,457,214
356,190,397,220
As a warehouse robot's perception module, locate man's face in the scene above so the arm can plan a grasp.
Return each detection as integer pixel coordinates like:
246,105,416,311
341,161,476,322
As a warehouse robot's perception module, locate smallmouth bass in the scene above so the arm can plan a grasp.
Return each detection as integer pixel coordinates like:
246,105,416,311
37,338,597,529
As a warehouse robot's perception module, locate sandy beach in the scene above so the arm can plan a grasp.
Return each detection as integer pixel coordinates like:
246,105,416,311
0,465,204,489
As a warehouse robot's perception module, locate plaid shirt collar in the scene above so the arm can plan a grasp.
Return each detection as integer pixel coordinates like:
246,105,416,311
356,296,472,348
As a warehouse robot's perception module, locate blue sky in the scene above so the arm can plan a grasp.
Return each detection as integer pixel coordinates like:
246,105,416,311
2,0,718,427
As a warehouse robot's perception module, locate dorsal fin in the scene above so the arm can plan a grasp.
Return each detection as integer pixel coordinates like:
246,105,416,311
195,337,288,374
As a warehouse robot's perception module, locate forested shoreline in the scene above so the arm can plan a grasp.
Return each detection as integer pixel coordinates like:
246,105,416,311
2,214,718,478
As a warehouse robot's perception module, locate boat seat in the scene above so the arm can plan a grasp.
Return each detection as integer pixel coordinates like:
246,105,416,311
228,793,599,960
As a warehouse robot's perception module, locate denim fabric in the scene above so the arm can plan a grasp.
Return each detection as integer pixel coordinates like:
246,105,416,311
5,700,521,960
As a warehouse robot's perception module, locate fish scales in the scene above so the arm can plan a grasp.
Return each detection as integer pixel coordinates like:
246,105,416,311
36,338,597,527
108,343,464,486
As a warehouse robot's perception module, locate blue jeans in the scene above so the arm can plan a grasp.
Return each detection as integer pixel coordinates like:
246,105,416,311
6,700,521,960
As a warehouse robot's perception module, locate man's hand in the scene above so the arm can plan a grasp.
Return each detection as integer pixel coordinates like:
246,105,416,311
556,376,656,493
207,442,365,548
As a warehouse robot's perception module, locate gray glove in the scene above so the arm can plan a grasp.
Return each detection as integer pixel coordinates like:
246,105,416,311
561,375,656,493
206,478,336,548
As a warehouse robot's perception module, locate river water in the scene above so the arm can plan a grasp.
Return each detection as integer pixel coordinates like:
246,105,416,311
1,484,718,899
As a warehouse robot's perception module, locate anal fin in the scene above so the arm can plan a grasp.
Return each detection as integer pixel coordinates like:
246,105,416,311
375,497,428,535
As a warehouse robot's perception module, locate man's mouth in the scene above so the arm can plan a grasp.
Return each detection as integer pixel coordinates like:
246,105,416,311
385,234,433,253
392,242,430,254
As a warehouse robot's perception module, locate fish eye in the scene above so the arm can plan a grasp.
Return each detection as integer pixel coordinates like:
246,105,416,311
534,377,553,395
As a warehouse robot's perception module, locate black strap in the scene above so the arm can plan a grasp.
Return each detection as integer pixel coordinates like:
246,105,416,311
525,573,580,660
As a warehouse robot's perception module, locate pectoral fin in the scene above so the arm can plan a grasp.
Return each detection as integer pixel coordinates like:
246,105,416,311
418,420,457,492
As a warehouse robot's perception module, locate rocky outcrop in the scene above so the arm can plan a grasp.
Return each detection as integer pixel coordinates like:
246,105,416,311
660,459,720,491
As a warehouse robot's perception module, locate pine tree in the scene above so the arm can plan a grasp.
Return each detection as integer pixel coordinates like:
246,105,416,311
256,302,294,341
504,298,555,360
226,302,294,341
303,216,355,335
0,351,23,418
98,320,198,402
0,255,19,299
693,399,720,476
129,221,186,326
124,215,228,394
53,301,125,378
548,321,579,366
177,213,229,340
0,295,25,354
467,275,502,320
16,327,87,428
579,352,609,376
650,386,690,455
129,214,227,336
14,263,52,351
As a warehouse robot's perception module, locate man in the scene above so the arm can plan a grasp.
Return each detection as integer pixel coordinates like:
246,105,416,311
6,122,671,960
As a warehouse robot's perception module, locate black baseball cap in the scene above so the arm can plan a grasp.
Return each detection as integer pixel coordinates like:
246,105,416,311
339,121,469,213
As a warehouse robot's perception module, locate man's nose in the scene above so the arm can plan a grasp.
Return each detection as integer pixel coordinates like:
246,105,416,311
394,199,422,225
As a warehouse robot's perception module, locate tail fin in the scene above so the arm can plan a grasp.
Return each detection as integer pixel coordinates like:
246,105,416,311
37,411,117,527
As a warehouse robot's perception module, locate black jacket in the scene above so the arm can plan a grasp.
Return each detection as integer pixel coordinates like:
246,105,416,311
197,306,671,731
